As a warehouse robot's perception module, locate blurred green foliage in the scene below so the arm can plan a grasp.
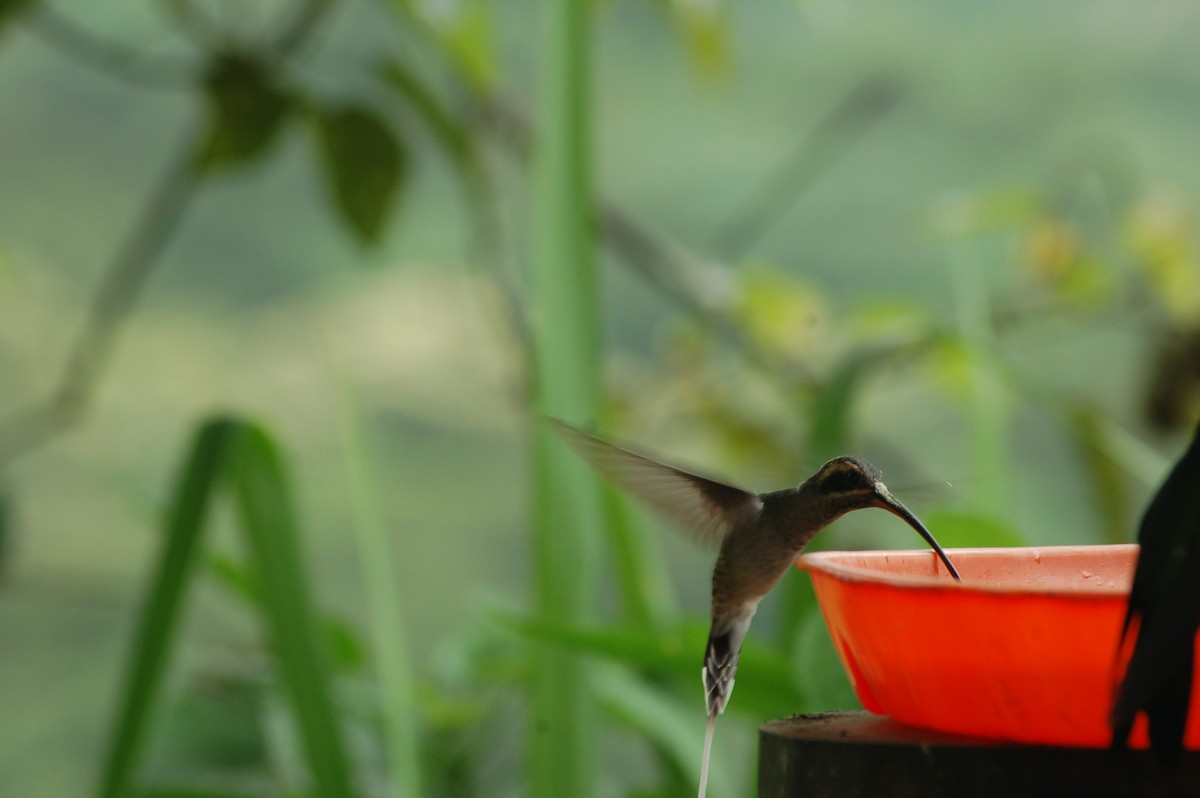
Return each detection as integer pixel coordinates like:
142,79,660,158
2,0,1200,796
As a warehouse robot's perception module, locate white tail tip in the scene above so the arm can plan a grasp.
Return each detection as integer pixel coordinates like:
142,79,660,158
698,711,716,798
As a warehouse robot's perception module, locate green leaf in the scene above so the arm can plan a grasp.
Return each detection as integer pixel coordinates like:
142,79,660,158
99,418,239,798
196,53,293,171
97,417,358,798
441,0,496,90
496,614,805,720
390,0,496,90
734,268,830,362
313,105,405,246
0,0,35,30
224,423,357,798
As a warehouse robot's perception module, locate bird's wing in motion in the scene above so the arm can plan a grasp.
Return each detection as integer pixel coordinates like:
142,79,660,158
551,420,763,549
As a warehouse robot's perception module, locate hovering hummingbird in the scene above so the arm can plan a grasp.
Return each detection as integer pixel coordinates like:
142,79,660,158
551,420,961,798
1111,417,1200,761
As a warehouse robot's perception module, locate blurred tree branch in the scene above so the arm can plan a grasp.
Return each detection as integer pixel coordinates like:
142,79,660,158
24,3,196,89
0,0,344,472
710,76,903,261
476,95,821,388
273,0,341,57
0,125,202,468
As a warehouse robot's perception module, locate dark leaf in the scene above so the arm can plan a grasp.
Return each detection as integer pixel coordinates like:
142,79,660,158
196,53,293,172
313,105,405,246
0,0,35,30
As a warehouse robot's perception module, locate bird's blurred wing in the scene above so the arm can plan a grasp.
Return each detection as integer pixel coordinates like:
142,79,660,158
551,420,762,549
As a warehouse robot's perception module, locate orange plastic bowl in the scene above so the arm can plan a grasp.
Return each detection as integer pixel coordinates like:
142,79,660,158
797,544,1200,748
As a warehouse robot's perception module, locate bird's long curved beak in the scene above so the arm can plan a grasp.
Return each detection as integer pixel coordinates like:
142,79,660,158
873,482,962,582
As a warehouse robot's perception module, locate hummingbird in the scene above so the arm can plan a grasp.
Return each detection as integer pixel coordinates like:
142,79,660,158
1111,416,1200,761
551,420,961,798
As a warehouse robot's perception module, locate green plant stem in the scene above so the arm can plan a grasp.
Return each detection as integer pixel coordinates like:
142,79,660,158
337,388,423,798
527,0,601,793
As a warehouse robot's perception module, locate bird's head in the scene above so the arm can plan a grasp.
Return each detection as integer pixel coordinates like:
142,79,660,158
807,456,961,581
808,456,887,503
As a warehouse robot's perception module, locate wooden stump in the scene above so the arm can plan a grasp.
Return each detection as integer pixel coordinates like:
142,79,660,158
759,711,1200,797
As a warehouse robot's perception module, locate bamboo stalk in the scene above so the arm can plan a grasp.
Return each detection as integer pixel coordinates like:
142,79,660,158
527,0,601,793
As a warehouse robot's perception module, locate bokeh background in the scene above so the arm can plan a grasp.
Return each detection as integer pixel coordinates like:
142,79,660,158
3,0,1200,795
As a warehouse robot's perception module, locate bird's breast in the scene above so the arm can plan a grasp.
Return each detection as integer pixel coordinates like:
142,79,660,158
711,526,802,608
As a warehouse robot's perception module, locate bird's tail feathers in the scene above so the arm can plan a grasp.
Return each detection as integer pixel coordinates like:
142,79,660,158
703,614,753,718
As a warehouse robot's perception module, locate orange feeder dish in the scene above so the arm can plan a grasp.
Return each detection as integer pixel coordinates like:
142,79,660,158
797,544,1200,749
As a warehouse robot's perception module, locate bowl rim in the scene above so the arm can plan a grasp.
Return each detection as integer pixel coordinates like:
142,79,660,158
796,543,1139,597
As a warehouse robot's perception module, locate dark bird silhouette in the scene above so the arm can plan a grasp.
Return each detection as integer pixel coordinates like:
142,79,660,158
551,420,961,797
1112,418,1200,761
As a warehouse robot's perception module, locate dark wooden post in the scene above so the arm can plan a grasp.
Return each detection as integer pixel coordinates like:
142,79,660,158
759,712,1200,797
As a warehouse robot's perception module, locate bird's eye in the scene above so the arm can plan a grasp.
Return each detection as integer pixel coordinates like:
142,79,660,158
821,468,866,494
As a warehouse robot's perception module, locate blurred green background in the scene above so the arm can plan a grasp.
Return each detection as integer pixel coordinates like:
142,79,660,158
3,0,1200,795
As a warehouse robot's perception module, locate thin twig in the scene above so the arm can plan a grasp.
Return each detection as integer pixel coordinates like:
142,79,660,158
0,123,203,470
25,4,197,90
476,95,819,386
273,0,340,57
710,76,903,261
159,0,227,51
1,0,343,471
